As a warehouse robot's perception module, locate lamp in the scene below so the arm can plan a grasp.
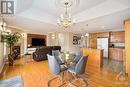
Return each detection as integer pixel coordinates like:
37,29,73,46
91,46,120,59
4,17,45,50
0,18,11,33
0,18,11,42
0,19,6,32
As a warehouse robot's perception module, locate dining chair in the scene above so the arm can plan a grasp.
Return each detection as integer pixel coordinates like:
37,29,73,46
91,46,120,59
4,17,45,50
68,56,88,86
52,50,64,65
47,54,68,87
74,50,83,63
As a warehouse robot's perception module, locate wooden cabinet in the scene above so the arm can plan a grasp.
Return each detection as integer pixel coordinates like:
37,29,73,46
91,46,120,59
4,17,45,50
109,48,124,61
90,33,97,49
110,31,125,43
96,32,109,38
90,31,125,49
90,32,109,49
125,19,130,77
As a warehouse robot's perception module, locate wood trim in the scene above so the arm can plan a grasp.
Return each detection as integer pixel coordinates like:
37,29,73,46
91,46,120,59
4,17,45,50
125,19,130,77
124,19,130,24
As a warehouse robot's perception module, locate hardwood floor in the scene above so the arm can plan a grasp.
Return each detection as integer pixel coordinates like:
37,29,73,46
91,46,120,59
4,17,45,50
0,57,130,87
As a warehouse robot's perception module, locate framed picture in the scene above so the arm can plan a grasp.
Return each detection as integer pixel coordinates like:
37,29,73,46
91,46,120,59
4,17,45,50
1,31,9,42
73,35,81,45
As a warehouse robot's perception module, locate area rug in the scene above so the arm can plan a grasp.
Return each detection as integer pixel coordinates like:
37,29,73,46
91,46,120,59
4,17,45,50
0,76,23,87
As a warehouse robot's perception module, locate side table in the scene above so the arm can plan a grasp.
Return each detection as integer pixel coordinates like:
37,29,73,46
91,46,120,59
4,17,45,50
24,53,32,63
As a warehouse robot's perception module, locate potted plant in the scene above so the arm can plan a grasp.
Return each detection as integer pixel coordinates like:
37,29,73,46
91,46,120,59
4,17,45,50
5,32,20,66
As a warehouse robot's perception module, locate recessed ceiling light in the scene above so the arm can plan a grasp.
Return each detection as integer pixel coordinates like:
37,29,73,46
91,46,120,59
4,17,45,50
101,26,106,29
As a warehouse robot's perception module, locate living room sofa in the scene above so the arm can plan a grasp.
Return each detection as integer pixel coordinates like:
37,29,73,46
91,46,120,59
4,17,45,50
33,46,61,61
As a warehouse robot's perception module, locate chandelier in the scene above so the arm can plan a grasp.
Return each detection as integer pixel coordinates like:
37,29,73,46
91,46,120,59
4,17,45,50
56,0,79,28
57,6,76,28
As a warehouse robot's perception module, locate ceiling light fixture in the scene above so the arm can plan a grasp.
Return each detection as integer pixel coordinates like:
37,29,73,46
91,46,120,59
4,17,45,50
56,0,79,28
101,26,106,29
0,18,6,31
57,7,76,28
55,0,80,8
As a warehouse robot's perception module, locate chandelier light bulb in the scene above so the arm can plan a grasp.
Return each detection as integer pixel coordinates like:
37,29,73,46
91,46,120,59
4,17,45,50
0,22,2,26
68,13,71,18
60,14,64,19
73,19,76,23
81,35,84,38
85,33,89,37
3,27,6,31
57,20,60,25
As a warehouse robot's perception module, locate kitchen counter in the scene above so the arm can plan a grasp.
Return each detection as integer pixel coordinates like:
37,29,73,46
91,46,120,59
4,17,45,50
109,47,125,49
109,48,124,61
83,48,103,68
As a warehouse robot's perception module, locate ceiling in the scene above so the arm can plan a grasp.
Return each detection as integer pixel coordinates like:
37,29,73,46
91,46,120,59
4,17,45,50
4,0,130,34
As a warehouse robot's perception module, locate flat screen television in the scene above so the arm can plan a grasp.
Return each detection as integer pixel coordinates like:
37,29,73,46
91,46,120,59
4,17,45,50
32,38,46,46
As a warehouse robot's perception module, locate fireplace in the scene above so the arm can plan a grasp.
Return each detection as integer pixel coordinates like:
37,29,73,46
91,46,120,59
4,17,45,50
12,46,20,55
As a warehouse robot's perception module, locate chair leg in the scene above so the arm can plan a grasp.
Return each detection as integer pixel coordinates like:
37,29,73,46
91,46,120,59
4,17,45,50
59,72,67,87
66,72,78,87
68,82,78,87
77,78,88,87
61,72,64,83
68,72,88,87
48,74,67,87
58,82,66,87
73,73,78,79
48,76,58,87
70,77,88,87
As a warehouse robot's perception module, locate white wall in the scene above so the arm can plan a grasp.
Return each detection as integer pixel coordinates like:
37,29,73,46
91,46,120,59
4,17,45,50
0,38,4,73
47,32,81,53
23,33,27,55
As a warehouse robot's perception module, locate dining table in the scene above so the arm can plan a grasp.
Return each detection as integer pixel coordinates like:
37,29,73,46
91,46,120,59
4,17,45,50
60,53,83,86
60,53,76,67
